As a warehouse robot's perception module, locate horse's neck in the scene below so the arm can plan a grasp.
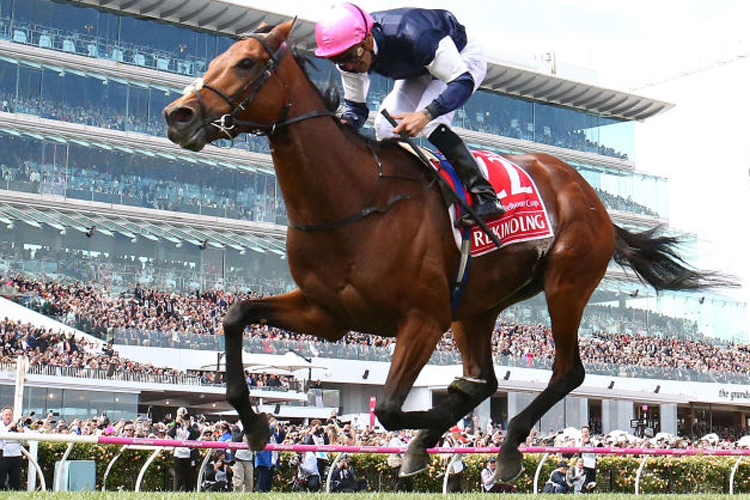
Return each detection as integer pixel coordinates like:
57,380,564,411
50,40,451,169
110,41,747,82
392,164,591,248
267,68,372,226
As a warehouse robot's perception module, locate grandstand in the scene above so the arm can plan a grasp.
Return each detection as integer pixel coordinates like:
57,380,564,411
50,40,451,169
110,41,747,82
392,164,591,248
0,0,749,459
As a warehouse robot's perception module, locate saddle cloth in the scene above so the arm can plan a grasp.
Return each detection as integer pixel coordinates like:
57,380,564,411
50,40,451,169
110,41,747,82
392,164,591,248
432,148,554,256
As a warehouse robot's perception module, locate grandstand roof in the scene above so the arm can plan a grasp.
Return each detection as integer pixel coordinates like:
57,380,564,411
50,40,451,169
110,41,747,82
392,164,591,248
73,0,673,121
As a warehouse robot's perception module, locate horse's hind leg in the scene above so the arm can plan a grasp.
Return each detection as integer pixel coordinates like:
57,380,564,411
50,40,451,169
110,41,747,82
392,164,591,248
495,233,611,481
223,289,344,450
380,312,498,476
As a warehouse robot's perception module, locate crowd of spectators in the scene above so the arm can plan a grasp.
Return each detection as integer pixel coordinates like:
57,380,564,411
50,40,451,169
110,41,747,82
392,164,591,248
3,274,750,385
593,188,659,217
0,316,182,378
10,408,750,492
0,93,272,155
0,140,282,225
0,243,291,296
0,126,647,224
11,410,750,452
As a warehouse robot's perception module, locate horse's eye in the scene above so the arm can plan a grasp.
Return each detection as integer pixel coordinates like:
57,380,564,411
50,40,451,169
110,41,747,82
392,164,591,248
237,58,254,70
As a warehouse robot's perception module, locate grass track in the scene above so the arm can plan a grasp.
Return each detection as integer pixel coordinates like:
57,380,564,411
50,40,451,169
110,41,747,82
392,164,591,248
2,493,750,500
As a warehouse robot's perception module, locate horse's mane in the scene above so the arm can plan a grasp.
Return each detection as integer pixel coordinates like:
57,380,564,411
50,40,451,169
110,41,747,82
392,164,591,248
240,24,393,151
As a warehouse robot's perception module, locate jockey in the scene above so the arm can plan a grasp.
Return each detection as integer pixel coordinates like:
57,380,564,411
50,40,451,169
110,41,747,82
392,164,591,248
314,3,505,227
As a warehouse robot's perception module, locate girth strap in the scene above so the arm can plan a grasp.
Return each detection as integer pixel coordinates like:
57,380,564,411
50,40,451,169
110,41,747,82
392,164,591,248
288,193,411,232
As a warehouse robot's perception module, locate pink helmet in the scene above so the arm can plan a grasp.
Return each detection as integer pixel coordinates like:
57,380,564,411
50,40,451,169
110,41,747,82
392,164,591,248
314,3,374,58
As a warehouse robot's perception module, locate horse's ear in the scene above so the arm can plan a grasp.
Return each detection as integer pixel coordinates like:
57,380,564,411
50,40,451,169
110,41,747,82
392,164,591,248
270,17,297,44
255,22,270,32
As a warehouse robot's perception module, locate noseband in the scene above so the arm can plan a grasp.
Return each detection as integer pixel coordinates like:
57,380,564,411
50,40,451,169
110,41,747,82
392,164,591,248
185,33,334,137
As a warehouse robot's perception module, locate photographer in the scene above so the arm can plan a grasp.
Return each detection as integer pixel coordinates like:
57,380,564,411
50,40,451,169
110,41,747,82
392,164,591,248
202,450,231,491
292,450,321,492
305,419,329,477
0,407,24,490
254,417,283,492
330,457,366,493
167,407,200,491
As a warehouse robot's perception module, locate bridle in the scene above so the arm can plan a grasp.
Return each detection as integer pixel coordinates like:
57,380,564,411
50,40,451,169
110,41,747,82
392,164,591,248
184,33,335,137
183,31,422,232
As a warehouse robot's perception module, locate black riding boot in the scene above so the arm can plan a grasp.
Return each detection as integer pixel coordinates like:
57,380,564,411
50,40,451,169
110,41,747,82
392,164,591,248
429,124,505,227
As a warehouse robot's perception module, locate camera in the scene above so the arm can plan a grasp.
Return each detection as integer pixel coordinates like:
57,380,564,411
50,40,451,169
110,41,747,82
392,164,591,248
21,411,35,427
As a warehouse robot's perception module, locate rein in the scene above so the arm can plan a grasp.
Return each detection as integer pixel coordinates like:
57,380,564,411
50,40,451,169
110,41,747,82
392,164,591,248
186,33,335,136
288,142,418,232
187,31,418,232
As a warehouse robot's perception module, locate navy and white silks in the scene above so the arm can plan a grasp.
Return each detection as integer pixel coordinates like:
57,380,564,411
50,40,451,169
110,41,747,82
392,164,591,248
338,8,487,139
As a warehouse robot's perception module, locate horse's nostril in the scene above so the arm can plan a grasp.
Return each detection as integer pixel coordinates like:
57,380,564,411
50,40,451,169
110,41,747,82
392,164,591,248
169,107,195,126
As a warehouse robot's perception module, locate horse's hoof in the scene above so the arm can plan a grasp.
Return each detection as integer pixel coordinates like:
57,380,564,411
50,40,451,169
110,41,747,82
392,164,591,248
495,451,524,482
243,413,270,451
399,449,430,477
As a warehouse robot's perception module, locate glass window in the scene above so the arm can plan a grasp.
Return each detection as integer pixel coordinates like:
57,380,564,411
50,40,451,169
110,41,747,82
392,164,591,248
62,389,91,421
6,0,234,76
0,385,13,408
127,84,150,134
45,387,63,414
110,393,137,421
0,59,17,103
147,88,173,137
24,387,48,416
39,141,68,196
16,63,41,114
87,390,114,419
598,117,634,160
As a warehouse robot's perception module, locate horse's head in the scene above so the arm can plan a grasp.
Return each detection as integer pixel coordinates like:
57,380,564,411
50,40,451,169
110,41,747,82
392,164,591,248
164,20,296,151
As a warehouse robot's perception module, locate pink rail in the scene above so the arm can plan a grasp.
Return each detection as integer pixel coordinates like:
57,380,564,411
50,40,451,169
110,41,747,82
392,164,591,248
96,436,750,456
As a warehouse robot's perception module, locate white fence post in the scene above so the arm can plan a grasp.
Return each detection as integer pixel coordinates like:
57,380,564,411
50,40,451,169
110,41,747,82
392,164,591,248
533,452,550,494
135,448,164,492
634,454,648,495
26,440,38,491
729,455,744,495
102,445,127,491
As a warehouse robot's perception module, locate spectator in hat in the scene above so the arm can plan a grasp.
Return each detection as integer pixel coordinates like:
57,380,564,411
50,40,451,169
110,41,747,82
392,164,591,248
543,461,571,493
481,457,518,493
442,425,466,493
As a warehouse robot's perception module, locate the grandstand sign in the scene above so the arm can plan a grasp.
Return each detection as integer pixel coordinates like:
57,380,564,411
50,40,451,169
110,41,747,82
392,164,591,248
718,388,750,401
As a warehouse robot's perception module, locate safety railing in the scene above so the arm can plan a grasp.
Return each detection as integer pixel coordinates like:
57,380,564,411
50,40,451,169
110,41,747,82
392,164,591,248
2,432,750,494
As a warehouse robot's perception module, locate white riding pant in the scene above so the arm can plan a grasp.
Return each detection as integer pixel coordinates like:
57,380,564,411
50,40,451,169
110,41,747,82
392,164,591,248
373,36,487,140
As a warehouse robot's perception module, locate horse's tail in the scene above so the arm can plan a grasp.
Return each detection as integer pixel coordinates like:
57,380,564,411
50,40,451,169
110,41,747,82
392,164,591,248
612,224,736,291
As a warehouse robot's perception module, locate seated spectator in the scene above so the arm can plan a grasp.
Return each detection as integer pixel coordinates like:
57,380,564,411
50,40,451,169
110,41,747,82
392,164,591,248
481,457,517,493
567,457,588,493
202,450,232,491
330,457,366,493
543,461,570,493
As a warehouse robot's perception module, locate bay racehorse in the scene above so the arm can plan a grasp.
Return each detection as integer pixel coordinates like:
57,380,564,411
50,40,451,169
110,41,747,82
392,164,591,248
164,20,726,481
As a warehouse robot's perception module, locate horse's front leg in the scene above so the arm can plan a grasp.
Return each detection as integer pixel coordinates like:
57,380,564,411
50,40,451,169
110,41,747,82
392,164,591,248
390,313,498,477
223,289,345,450
372,310,467,475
